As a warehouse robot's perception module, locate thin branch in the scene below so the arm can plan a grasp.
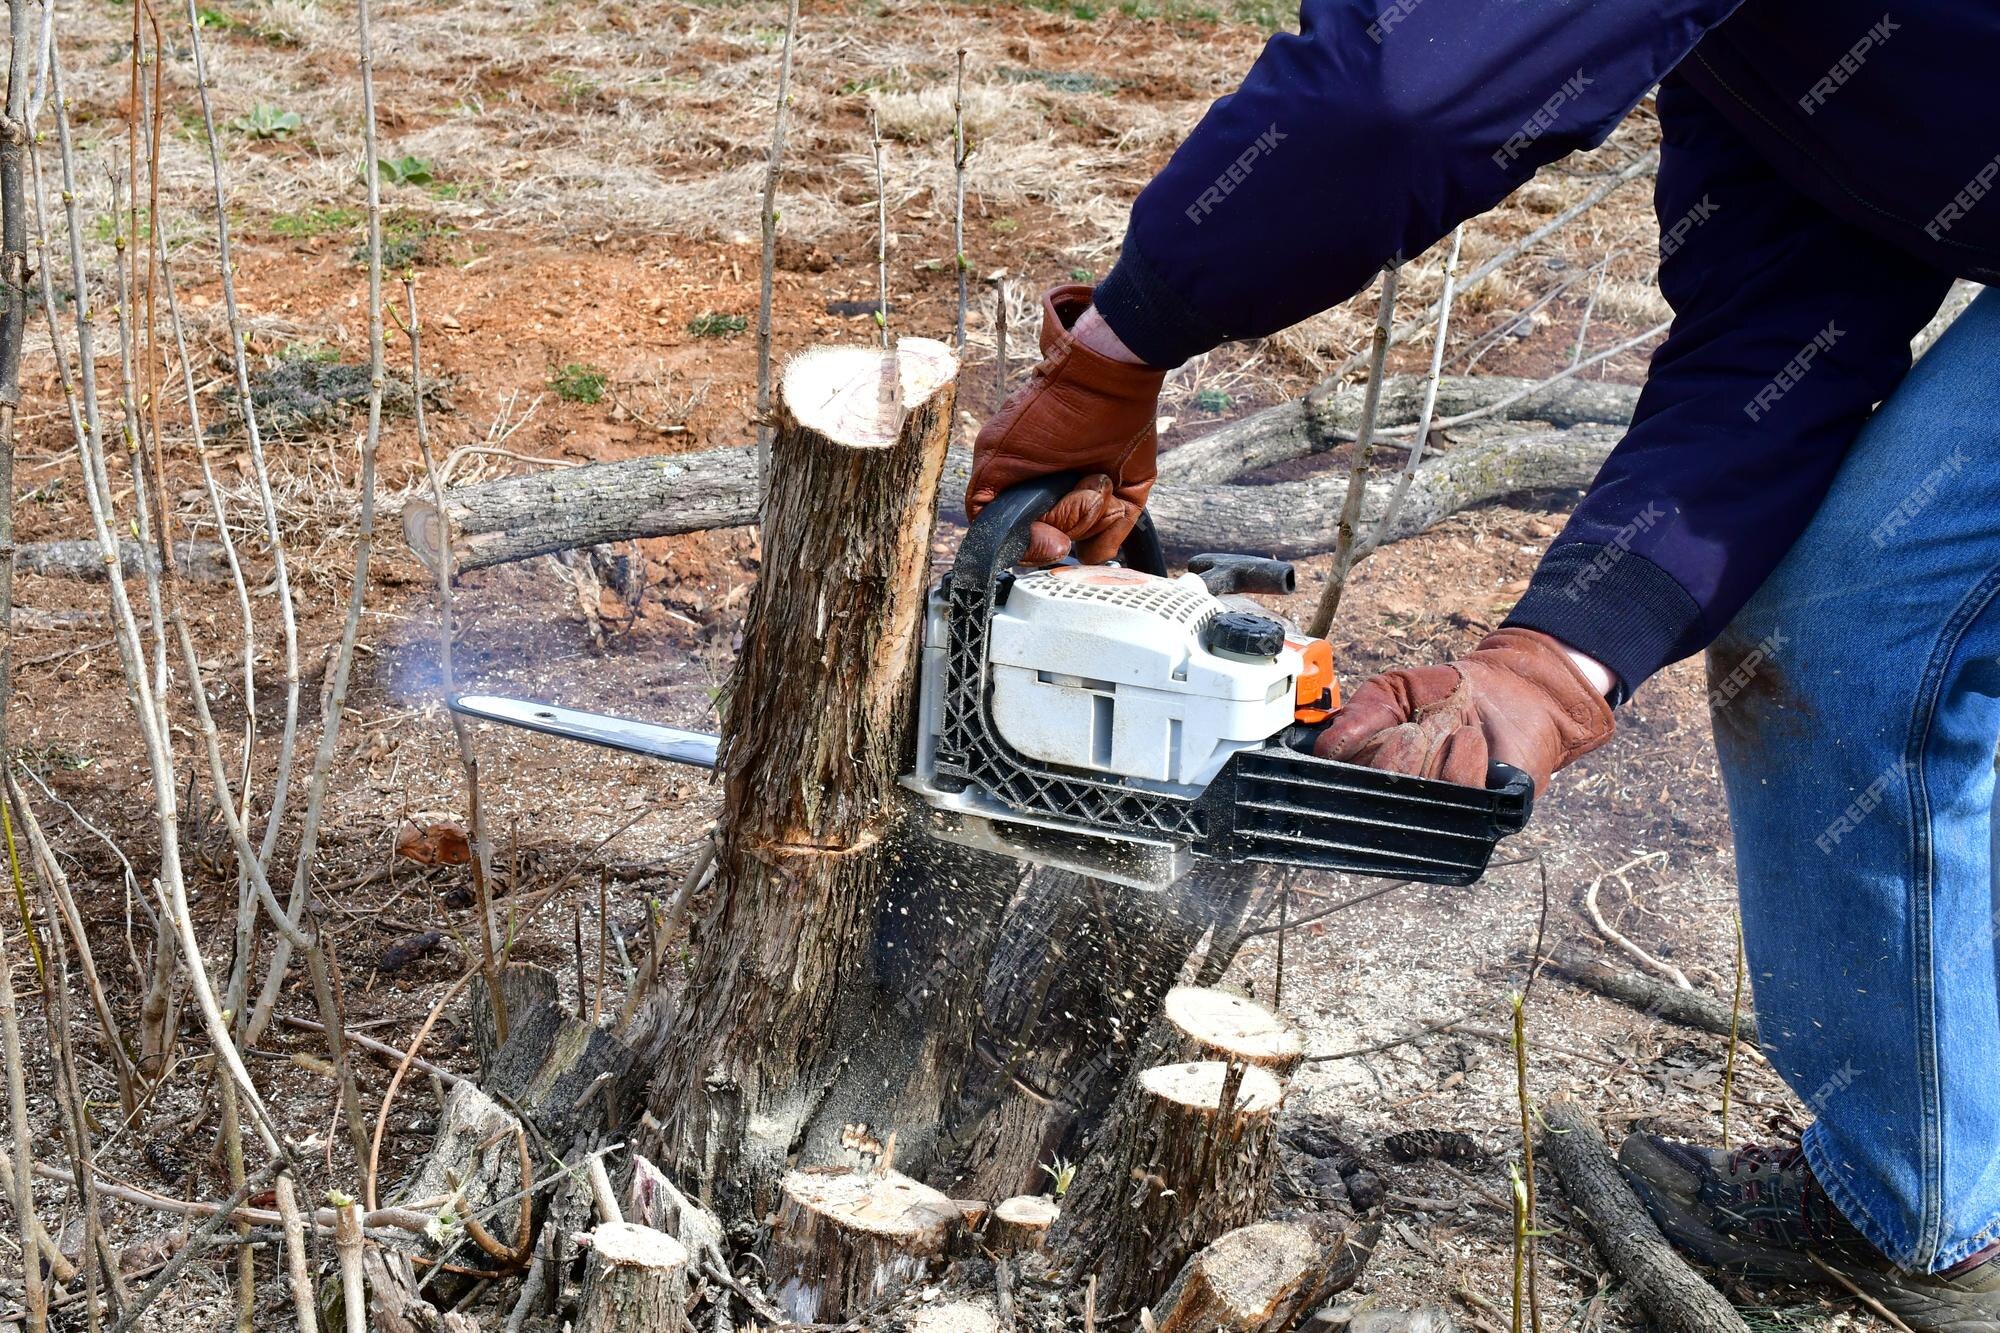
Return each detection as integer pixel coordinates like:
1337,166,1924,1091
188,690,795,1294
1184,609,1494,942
753,0,801,486
1373,225,1463,543
1306,263,1399,638
952,48,969,353
871,104,889,347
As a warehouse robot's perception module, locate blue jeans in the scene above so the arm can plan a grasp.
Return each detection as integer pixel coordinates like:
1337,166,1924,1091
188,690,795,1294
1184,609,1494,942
1710,287,2000,1273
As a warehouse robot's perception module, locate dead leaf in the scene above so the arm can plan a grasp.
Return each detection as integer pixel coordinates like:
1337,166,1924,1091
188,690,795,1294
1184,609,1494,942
397,819,470,866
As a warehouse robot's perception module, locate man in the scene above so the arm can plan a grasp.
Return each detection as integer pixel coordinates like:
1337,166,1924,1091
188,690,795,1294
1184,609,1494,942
966,2,2000,1325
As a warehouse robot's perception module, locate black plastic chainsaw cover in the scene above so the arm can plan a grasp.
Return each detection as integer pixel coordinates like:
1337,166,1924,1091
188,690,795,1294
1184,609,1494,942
938,475,1534,887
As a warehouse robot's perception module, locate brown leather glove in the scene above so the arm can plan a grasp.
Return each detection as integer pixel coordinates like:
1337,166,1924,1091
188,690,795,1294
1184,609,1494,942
968,285,1167,566
1311,628,1614,794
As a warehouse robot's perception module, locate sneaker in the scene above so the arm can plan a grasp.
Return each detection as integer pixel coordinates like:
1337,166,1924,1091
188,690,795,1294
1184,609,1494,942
1617,1134,2000,1333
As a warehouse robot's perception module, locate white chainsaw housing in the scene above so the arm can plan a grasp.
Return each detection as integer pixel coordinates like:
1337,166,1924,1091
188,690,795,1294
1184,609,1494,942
983,566,1299,792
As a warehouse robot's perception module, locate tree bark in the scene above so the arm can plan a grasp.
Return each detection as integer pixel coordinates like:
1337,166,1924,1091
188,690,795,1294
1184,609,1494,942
1539,1099,1751,1333
632,338,1016,1214
937,863,1240,1202
1056,1060,1284,1316
576,1223,694,1333
16,538,231,583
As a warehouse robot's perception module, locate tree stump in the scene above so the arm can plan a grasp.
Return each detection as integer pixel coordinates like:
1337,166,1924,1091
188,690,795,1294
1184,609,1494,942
768,1166,962,1323
1161,986,1305,1077
635,338,1005,1212
576,1222,693,1333
1058,1060,1284,1314
907,1301,1001,1332
1151,1218,1357,1331
987,1195,1059,1255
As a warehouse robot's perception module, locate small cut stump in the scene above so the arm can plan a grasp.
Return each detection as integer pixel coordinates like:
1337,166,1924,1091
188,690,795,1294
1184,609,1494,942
576,1222,693,1333
1151,1218,1359,1331
1163,985,1306,1077
769,1167,962,1323
987,1195,1060,1256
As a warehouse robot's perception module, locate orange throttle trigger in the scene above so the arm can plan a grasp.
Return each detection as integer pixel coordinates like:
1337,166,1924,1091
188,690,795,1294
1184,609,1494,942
1289,636,1338,724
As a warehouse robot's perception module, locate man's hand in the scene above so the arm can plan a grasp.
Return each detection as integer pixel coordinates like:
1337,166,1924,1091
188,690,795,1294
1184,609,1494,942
967,285,1168,566
1312,628,1615,794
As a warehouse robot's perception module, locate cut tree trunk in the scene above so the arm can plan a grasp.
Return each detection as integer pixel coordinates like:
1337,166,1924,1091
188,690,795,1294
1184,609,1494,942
938,862,1248,1202
1151,1217,1363,1332
398,379,1633,577
1157,374,1639,486
1159,985,1305,1077
576,1223,694,1333
630,338,1019,1212
987,1195,1059,1255
1057,1060,1285,1315
768,1166,962,1323
16,537,231,583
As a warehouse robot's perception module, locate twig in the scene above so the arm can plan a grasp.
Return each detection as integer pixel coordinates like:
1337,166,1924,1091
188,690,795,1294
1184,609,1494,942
1307,262,1399,638
1720,912,1746,1147
1,851,46,1333
1305,1007,1482,1062
587,1152,623,1225
277,1015,462,1087
1808,1253,1918,1333
334,1200,367,1333
952,48,970,353
753,0,801,485
871,105,890,347
109,1160,284,1333
1582,852,1689,990
1372,225,1463,545
1511,992,1542,1333
1377,320,1672,441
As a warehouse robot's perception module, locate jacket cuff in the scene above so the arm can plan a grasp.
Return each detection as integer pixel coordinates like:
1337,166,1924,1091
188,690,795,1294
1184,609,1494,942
1092,239,1228,370
1502,544,1706,705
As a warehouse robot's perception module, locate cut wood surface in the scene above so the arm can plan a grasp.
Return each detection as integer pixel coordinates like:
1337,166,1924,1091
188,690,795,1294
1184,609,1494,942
576,1222,693,1333
1157,374,1640,486
1540,1099,1751,1333
768,1166,962,1323
1163,985,1305,1076
1058,1060,1284,1314
398,376,1635,577
987,1194,1059,1255
906,1301,1002,1332
1152,1218,1356,1332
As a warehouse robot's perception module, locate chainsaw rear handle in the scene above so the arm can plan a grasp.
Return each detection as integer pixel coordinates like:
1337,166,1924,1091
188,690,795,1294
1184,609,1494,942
956,472,1169,590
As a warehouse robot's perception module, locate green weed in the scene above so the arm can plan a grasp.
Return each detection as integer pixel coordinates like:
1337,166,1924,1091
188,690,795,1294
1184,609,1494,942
550,363,609,405
686,312,747,338
230,104,303,139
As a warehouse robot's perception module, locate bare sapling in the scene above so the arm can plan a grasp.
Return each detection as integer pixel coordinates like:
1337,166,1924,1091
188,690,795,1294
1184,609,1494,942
992,270,1009,410
953,48,970,352
753,0,802,484
1511,991,1543,1333
1370,225,1463,549
872,104,890,346
1306,263,1399,637
1721,911,1746,1147
1,844,45,1333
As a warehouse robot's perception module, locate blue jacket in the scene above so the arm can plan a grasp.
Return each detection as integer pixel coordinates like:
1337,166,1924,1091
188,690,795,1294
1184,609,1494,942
1094,2,1997,699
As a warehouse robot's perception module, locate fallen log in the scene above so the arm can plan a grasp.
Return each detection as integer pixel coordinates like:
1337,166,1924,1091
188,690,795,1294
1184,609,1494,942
1148,425,1621,559
1545,952,1759,1047
1150,1217,1362,1332
1057,1060,1284,1314
398,381,1631,578
1158,375,1640,486
1539,1099,1751,1333
767,1167,962,1323
17,538,232,583
576,1223,694,1333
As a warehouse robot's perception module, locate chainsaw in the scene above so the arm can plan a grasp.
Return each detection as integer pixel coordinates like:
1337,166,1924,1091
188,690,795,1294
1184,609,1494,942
451,474,1533,891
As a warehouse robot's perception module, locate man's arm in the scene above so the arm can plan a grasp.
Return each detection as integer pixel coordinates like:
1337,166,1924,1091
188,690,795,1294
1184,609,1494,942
1094,0,1744,367
1501,74,1955,699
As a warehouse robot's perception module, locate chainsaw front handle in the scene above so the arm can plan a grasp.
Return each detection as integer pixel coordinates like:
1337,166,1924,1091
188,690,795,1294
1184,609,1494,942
957,472,1169,589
